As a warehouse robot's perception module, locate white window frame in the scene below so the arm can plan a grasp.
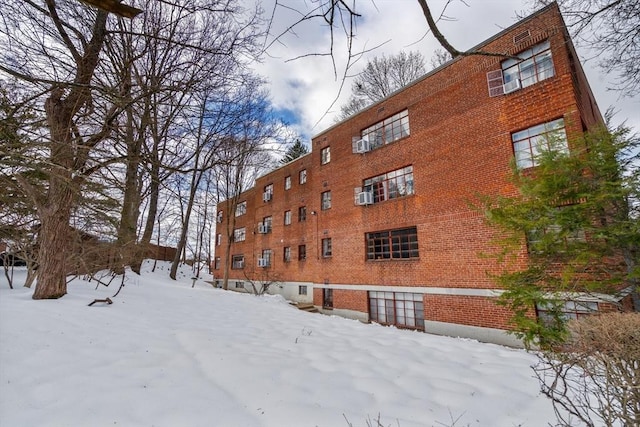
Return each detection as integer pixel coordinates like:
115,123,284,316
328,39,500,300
231,255,245,269
361,110,410,150
235,201,247,217
321,146,331,165
502,40,554,89
233,227,246,242
363,166,414,204
261,249,272,267
321,191,331,210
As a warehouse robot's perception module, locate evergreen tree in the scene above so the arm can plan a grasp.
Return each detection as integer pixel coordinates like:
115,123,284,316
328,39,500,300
280,139,309,164
481,123,639,347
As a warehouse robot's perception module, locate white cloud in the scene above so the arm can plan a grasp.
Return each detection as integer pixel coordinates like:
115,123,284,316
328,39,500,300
255,0,639,138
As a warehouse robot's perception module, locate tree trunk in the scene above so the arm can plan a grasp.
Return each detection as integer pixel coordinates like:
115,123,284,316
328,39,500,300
32,8,109,299
34,202,72,299
169,169,202,280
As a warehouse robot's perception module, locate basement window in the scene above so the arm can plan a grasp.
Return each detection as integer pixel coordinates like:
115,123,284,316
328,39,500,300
536,300,598,324
369,291,425,330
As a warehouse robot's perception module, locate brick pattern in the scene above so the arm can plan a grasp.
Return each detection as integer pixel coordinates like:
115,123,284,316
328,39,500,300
424,295,519,330
217,4,609,336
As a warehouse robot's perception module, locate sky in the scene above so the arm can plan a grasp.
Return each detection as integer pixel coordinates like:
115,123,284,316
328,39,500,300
254,0,639,144
0,262,560,426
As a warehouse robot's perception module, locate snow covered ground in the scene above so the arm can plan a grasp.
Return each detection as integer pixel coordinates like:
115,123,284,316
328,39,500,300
0,261,556,426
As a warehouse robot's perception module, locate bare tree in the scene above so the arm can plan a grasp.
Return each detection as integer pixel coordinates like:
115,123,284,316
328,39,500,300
215,135,274,291
267,1,516,121
242,267,282,296
534,312,640,426
0,1,136,299
430,48,453,69
169,77,278,280
534,0,640,95
339,51,426,119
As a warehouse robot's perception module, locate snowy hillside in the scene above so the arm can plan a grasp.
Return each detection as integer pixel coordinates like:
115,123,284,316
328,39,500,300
0,262,555,426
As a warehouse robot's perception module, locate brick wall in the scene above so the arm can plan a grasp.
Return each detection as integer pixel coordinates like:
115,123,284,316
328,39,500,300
216,4,611,342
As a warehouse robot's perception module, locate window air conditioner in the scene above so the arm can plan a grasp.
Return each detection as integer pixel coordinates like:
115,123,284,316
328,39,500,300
262,192,272,202
258,223,267,234
257,258,269,267
356,191,374,206
355,136,370,153
503,78,522,94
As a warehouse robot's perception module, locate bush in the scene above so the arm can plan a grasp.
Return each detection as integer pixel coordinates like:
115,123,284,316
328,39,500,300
533,312,640,426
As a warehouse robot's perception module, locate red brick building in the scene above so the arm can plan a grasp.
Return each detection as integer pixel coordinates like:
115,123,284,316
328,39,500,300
215,4,609,346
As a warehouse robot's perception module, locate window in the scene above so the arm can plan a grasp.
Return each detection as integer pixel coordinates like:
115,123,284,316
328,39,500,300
512,118,567,169
362,110,410,150
321,191,332,210
284,176,291,190
261,249,272,267
322,238,332,258
214,257,220,270
233,227,246,242
502,40,554,89
216,234,221,246
231,255,244,269
235,201,246,217
527,220,586,254
299,169,307,184
321,146,331,164
366,227,419,260
363,166,414,203
369,291,425,330
217,211,223,223
261,216,272,233
283,246,291,262
235,281,245,289
298,206,307,222
299,285,307,295
298,244,306,261
536,300,598,324
284,210,292,225
263,184,274,201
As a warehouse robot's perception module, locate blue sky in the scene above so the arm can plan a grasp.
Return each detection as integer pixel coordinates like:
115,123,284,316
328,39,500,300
254,0,639,146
